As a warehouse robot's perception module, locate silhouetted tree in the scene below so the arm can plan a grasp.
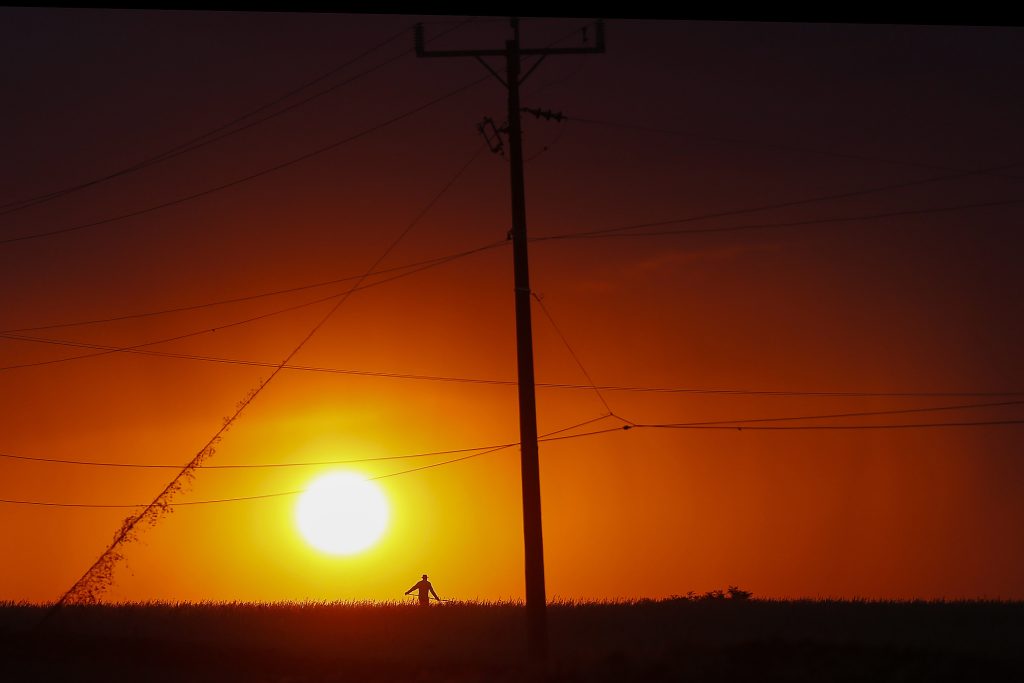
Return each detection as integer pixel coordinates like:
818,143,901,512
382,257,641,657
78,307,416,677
727,585,753,600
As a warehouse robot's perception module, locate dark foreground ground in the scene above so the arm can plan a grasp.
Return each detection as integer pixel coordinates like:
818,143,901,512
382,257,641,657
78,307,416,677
1,599,1022,682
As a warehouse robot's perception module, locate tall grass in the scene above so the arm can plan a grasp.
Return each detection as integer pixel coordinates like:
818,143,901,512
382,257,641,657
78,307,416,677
2,599,1022,682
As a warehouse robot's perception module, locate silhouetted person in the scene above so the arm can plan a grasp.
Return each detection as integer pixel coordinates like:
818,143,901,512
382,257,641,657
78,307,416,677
405,574,440,606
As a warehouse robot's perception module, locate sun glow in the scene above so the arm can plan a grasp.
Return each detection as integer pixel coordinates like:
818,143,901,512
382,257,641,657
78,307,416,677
295,472,389,555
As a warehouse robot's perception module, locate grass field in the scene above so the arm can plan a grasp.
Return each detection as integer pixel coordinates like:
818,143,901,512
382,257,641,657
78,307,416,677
2,599,1022,682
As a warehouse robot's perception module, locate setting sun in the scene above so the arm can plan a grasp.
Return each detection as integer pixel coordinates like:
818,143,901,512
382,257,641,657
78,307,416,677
295,472,389,555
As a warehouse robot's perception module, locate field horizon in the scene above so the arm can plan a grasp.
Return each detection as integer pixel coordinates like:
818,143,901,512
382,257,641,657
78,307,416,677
3,598,1023,681
5,595,1024,607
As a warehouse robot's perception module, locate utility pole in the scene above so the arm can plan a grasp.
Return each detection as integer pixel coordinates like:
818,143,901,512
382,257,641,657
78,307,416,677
415,18,605,660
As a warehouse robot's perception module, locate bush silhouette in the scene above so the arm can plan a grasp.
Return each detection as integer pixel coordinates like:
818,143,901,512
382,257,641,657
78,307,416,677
727,586,753,600
670,587,754,601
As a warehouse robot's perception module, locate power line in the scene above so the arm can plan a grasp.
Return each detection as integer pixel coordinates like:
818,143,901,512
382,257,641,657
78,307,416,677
529,384,1024,399
0,418,622,508
2,401,1018,471
536,197,1024,241
531,292,615,417
9,141,1018,333
533,413,611,438
569,116,1024,180
1,75,490,245
5,191,1021,335
0,415,616,471
0,20,485,219
0,240,501,372
641,419,1024,431
5,330,1022,400
2,292,346,371
530,163,1024,242
0,240,506,335
0,442,517,470
367,424,625,485
8,191,1020,337
0,449,520,510
5,415,1024,509
0,26,415,217
642,399,1024,428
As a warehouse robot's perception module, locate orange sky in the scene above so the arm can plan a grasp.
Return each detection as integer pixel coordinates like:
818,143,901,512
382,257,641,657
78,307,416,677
2,11,1023,603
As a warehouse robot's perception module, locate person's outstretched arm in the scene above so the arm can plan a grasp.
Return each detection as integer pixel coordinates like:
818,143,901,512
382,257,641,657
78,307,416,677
430,586,440,600
405,585,417,595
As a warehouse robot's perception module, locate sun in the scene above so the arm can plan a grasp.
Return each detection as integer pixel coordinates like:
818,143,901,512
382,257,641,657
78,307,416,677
295,472,389,555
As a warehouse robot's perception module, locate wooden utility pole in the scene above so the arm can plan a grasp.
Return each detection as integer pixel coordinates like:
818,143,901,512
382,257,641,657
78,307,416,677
415,17,605,660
